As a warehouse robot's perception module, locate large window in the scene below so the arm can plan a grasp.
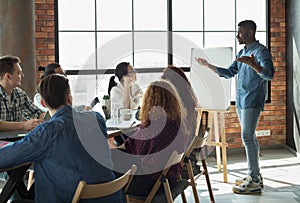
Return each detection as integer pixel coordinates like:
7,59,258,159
56,0,268,106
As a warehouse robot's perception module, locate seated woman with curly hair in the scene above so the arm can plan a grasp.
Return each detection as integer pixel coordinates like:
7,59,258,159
118,80,188,196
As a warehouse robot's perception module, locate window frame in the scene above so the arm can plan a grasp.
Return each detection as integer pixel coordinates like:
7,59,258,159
54,0,271,103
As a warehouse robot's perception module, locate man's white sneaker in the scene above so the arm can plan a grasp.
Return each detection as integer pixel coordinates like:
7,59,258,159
233,176,262,194
235,174,264,188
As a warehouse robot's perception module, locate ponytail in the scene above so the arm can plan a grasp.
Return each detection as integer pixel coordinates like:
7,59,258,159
108,76,117,96
108,62,130,96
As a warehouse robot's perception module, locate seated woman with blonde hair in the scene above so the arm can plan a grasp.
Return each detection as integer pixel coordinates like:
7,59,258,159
161,66,201,178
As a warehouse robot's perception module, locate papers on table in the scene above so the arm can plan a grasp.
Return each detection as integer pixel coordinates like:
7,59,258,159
106,120,140,130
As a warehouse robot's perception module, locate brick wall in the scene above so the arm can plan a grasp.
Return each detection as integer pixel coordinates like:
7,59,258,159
225,0,287,149
34,0,287,149
35,0,55,82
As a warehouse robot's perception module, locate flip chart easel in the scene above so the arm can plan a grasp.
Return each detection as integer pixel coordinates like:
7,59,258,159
195,108,229,183
191,47,233,183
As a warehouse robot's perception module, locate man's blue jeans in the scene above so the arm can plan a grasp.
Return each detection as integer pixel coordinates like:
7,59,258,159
236,107,262,181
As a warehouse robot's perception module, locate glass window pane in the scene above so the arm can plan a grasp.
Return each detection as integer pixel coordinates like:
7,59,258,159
97,0,132,30
236,0,266,31
205,32,236,60
70,74,115,102
134,0,167,30
97,32,133,69
58,0,95,30
134,32,168,67
136,72,163,93
59,32,96,70
205,32,236,48
95,73,115,99
256,32,267,46
68,75,97,107
173,0,203,31
204,0,235,31
173,32,203,67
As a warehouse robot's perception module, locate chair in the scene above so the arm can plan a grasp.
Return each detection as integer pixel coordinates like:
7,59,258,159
181,129,215,203
71,164,137,203
125,151,189,203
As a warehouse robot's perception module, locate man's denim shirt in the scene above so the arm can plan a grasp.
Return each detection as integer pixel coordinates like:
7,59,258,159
0,105,125,203
216,41,274,110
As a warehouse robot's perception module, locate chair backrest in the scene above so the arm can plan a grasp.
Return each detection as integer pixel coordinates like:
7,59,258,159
72,164,137,203
125,151,184,203
145,150,185,203
193,128,209,149
182,127,210,164
164,150,185,169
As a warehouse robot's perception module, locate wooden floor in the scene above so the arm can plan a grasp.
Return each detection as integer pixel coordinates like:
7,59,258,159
175,147,300,203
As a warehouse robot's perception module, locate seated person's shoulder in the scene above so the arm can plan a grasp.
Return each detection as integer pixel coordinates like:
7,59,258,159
79,110,106,122
110,85,122,94
34,93,48,112
14,87,27,95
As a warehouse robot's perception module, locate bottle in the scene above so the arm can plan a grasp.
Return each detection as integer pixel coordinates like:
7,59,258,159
102,95,111,119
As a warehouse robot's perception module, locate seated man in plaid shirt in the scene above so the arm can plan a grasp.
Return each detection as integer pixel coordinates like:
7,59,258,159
0,55,45,131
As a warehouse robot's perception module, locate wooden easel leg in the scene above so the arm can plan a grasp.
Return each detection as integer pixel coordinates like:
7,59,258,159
220,112,228,183
213,112,221,171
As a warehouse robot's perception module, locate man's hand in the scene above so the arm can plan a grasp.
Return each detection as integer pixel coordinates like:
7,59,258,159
195,57,217,73
236,53,262,73
23,119,43,131
195,57,210,67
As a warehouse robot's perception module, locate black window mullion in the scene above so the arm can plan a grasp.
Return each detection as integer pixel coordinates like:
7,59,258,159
132,0,135,66
94,0,98,91
54,0,59,62
167,0,173,65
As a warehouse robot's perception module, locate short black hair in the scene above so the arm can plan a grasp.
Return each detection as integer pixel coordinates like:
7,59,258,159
37,74,70,109
238,20,257,32
115,62,129,81
43,63,61,77
38,65,46,72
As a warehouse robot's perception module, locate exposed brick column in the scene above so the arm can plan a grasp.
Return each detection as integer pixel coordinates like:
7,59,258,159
0,0,36,99
35,0,55,84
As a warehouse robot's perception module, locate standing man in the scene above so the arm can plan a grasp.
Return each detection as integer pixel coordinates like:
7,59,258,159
0,55,45,131
196,20,274,194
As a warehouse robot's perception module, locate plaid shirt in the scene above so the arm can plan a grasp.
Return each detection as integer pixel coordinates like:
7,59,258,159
0,86,43,121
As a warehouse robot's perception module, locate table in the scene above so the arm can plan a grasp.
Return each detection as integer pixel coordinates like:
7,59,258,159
0,131,26,141
106,119,140,138
106,119,140,149
0,132,33,202
0,162,34,203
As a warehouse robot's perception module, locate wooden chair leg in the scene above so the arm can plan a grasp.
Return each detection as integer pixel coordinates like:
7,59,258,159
187,160,200,203
201,159,215,203
27,170,34,190
180,191,187,203
163,179,173,203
